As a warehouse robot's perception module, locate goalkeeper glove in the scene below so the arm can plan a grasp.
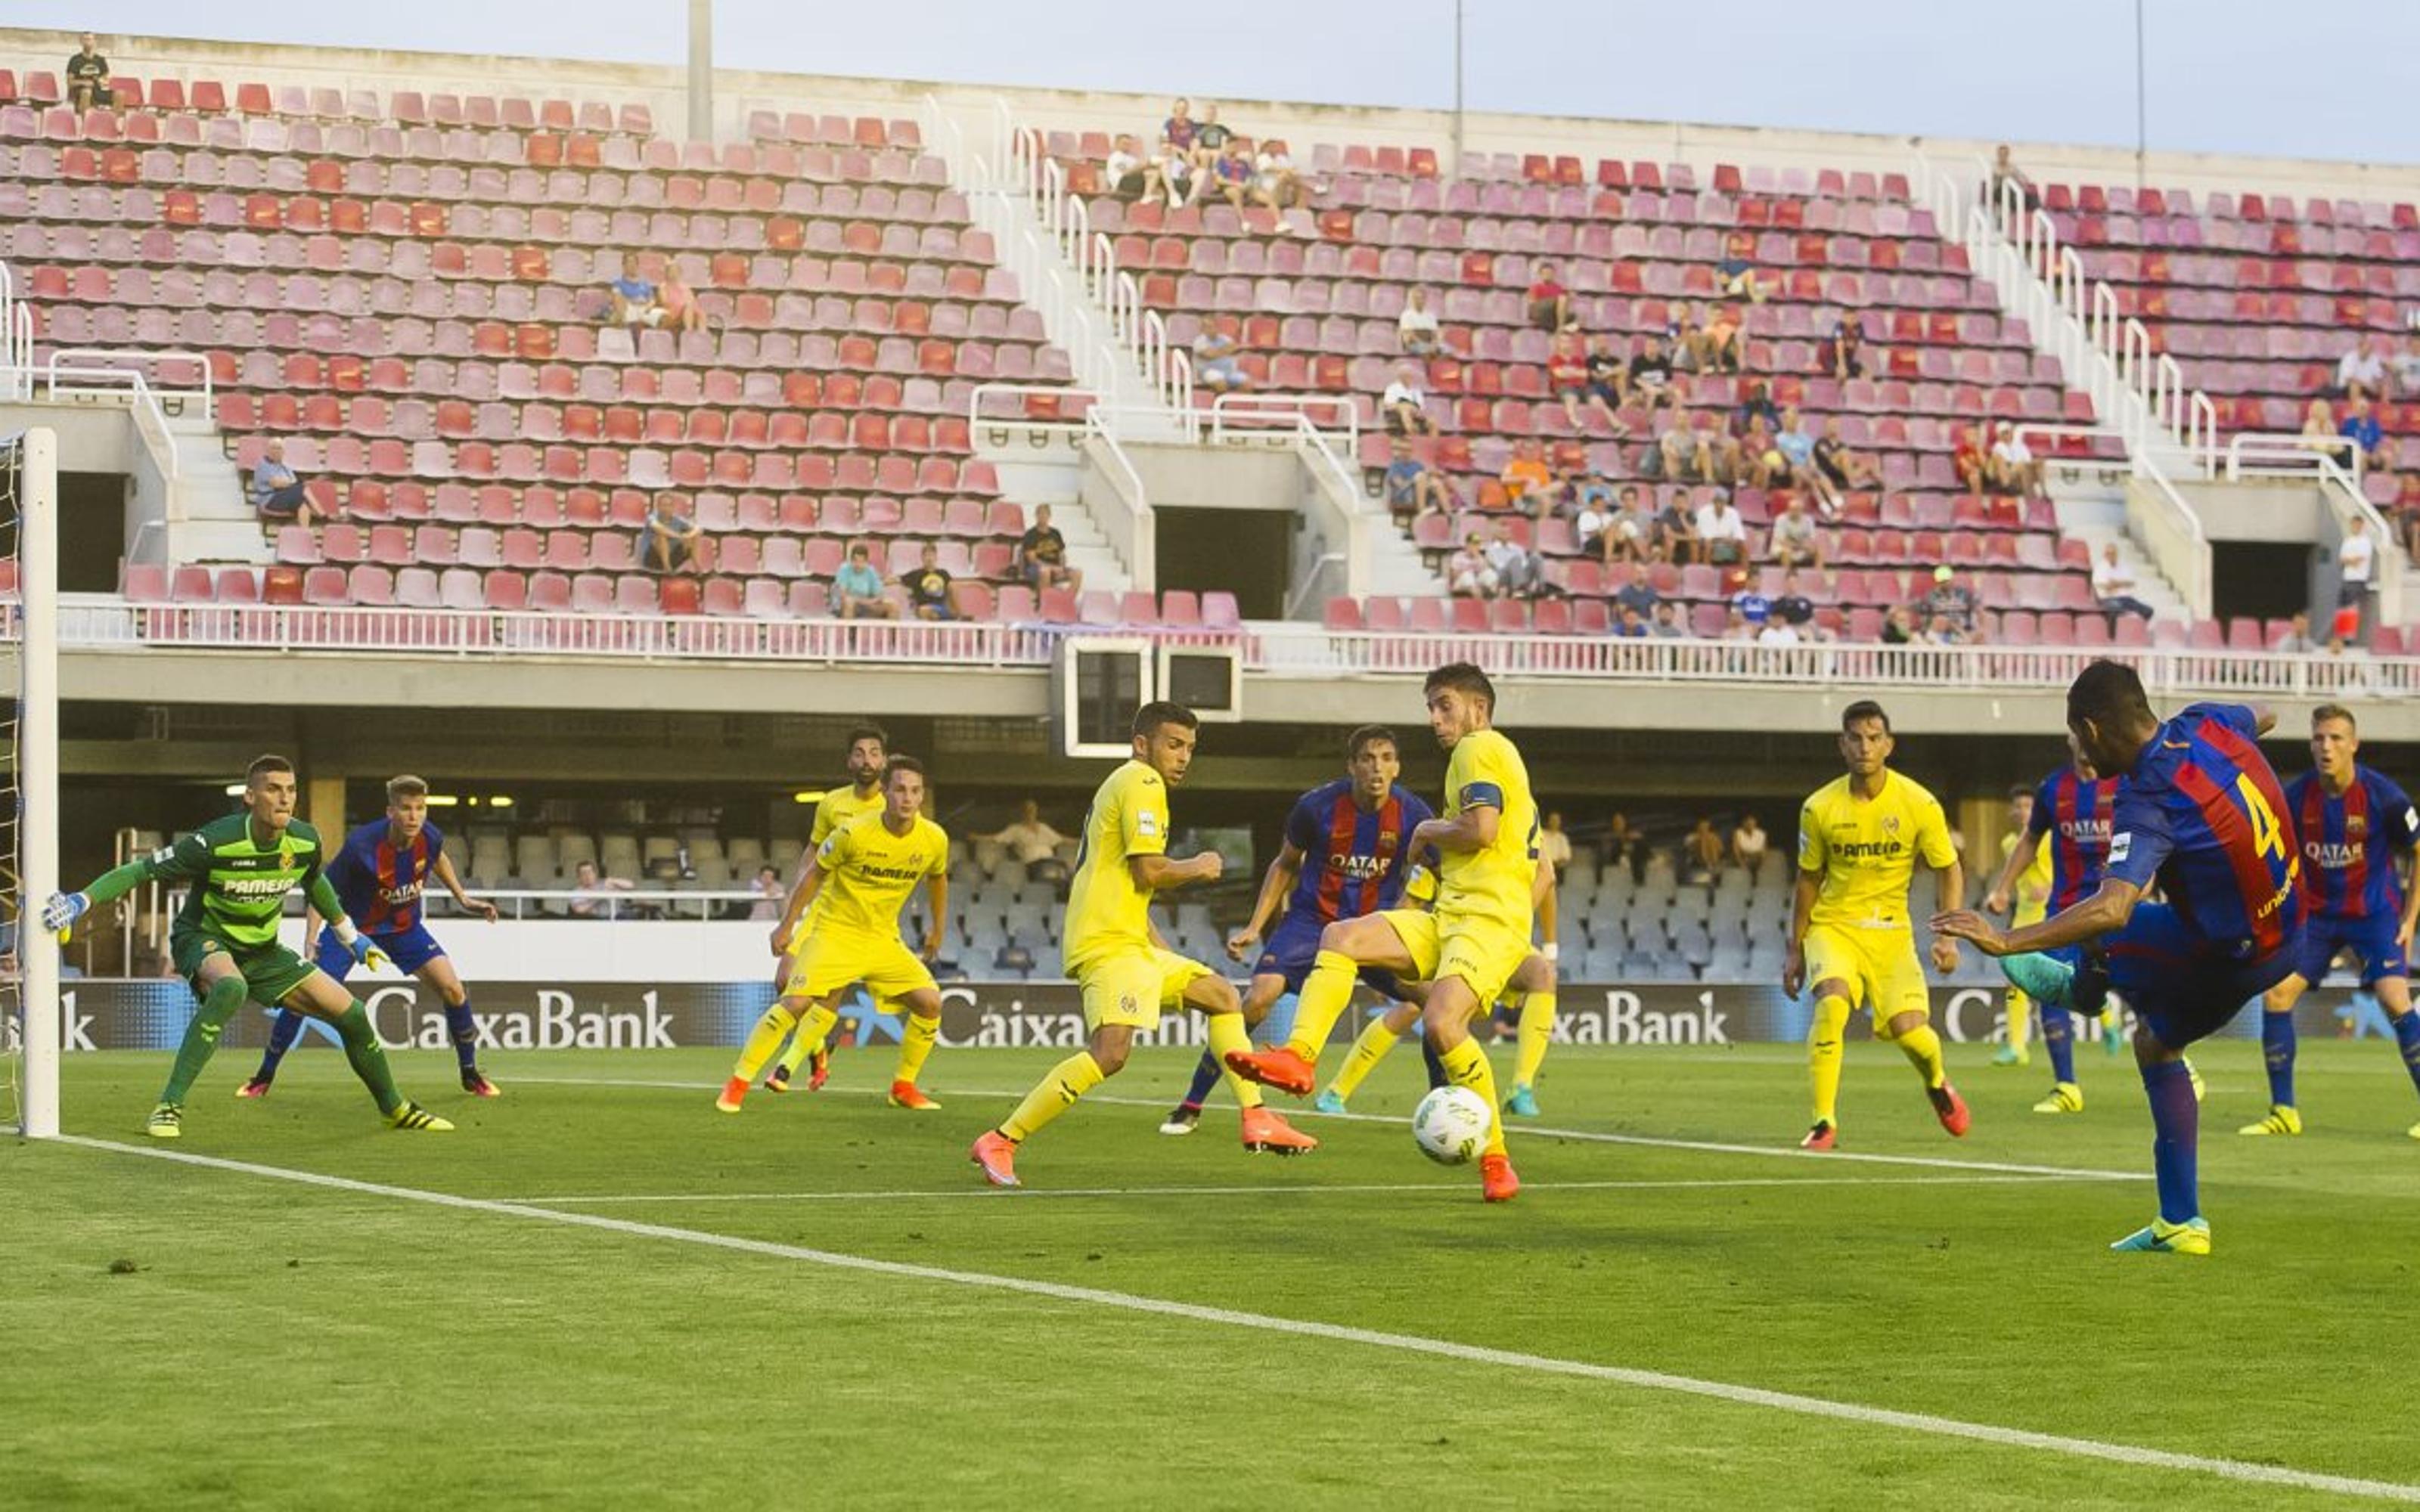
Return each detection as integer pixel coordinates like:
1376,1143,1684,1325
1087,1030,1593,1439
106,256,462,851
42,891,89,934
331,922,392,974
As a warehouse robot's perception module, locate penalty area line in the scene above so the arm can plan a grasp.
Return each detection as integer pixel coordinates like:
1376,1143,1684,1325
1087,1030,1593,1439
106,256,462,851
495,1173,2085,1204
51,1134,2420,1506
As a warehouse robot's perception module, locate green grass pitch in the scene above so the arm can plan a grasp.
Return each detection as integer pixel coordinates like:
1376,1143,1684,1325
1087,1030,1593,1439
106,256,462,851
6,1038,2418,1508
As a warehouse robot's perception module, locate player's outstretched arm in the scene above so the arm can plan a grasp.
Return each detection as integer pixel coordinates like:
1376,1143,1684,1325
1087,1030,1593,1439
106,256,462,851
48,835,213,934
1228,842,1304,960
1782,866,1819,997
434,851,499,923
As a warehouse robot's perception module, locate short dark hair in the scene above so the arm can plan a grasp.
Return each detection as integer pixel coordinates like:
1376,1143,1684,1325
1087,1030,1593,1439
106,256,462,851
1345,725,1398,761
386,774,430,804
1424,662,1496,708
884,754,926,785
845,723,889,753
245,754,294,787
2312,704,2357,733
1840,700,1889,733
1133,701,1198,739
2065,660,2152,732
2006,782,2031,801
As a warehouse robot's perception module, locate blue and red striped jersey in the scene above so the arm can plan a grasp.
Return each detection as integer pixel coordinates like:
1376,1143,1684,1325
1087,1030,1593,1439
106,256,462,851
327,818,444,933
2105,702,2303,961
1280,779,1435,927
2027,765,2121,912
2287,765,2418,922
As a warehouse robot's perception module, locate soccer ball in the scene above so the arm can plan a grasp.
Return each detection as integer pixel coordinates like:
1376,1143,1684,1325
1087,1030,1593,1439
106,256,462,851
1412,1086,1493,1166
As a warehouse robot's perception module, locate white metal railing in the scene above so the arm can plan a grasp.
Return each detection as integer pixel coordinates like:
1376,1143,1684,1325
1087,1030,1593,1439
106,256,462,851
34,350,216,489
1079,407,1153,588
0,260,32,400
2127,447,2213,619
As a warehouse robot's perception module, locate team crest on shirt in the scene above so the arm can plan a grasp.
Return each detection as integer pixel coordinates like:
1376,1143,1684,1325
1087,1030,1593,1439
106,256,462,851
1118,993,1137,1015
1882,815,1900,835
2346,815,2368,838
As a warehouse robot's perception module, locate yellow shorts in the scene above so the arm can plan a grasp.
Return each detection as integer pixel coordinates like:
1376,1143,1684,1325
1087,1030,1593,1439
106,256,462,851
1074,947,1212,1033
1804,923,1929,1036
785,928,937,1002
1379,907,1530,1007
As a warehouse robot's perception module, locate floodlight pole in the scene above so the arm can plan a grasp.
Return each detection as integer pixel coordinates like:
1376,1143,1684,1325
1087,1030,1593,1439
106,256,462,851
687,0,714,142
1450,0,1466,179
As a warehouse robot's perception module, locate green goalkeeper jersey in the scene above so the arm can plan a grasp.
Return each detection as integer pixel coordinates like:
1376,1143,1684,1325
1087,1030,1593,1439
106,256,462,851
88,813,346,949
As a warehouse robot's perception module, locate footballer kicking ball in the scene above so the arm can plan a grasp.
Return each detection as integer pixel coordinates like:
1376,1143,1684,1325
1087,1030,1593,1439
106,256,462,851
1412,1086,1493,1166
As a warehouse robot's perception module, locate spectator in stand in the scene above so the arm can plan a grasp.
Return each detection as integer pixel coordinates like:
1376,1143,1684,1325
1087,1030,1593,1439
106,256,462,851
901,543,960,621
1735,379,1782,433
1770,570,1821,634
1954,423,1992,494
1990,425,2046,497
2394,330,2420,400
1732,576,1772,627
1574,488,1615,563
1757,615,1803,648
1193,323,1248,394
1985,143,2033,213
977,799,1073,885
1730,813,1770,878
1206,138,1264,212
1627,333,1677,401
1769,493,1826,573
66,33,112,110
568,859,637,920
1663,413,1740,485
1498,438,1552,509
2336,333,2390,404
1774,407,1823,496
1019,503,1083,593
1650,600,1686,638
1614,605,1652,639
2276,611,2319,655
1537,812,1574,876
1105,134,1171,204
1583,336,1630,432
1736,414,1786,490
1613,562,1663,621
1254,139,1310,212
1813,416,1879,503
1686,819,1727,882
1162,98,1202,182
748,864,786,922
2301,397,2344,457
1526,261,1572,331
1190,104,1233,178
833,542,896,620
249,440,325,528
2339,514,2377,615
2339,395,2390,472
1548,331,1593,428
1716,234,1765,303
1652,486,1699,565
1608,484,1657,564
1921,611,1969,646
1695,489,1749,568
1924,564,1978,639
1380,362,1436,436
1818,317,1866,380
639,492,703,574
1397,287,1442,356
1668,302,1709,373
1383,438,1454,522
608,253,664,327
1447,531,1499,598
1702,303,1745,374
656,267,706,334
1606,812,1649,882
1562,466,1615,528
2091,542,2155,622
1485,519,1542,599
1720,607,1758,646
1881,605,1919,645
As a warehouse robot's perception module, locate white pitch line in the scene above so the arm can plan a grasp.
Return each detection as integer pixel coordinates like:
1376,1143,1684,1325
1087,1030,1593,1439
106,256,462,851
50,1134,2420,1506
510,1074,2152,1183
495,1173,2083,1205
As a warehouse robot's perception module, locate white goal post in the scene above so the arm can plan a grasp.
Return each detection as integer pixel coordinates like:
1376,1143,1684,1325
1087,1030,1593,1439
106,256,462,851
6,426,61,1138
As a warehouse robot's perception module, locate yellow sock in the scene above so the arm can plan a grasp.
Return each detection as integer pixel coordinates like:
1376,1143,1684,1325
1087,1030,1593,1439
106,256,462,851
1283,951,1360,1064
1205,1010,1263,1111
775,1004,840,1077
1896,1021,1947,1089
1809,993,1851,1125
2005,990,2033,1053
893,1011,939,1086
733,1003,800,1081
1512,990,1556,1089
1435,1036,1506,1157
999,1050,1105,1143
1328,1017,1402,1099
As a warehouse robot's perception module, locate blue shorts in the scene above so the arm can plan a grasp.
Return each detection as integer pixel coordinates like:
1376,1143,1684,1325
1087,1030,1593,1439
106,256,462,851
1255,915,1405,1000
2294,913,2408,987
2105,903,2297,1050
312,922,447,981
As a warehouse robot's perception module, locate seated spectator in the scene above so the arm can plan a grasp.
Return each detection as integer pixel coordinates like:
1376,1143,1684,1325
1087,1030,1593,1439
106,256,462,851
1537,812,1574,875
2301,398,2344,458
1881,605,1919,645
1818,317,1866,380
902,543,960,621
1731,813,1770,877
2339,396,2389,472
1768,492,1826,573
568,858,637,920
1254,139,1309,212
1105,134,1170,204
1190,104,1233,178
1019,503,1084,592
1498,438,1552,508
1812,416,1879,504
639,492,703,573
1756,616,1802,647
1193,324,1248,394
1773,406,1826,500
1649,600,1686,638
1735,380,1782,433
1695,490,1750,568
1669,414,1744,488
1668,301,1710,373
1383,438,1454,522
66,33,112,111
1702,303,1745,374
1574,490,1615,562
1716,233,1764,303
1397,288,1442,356
833,542,897,619
1953,423,1992,493
1652,488,1699,565
2276,611,2318,655
1547,332,1593,428
1720,606,1758,643
1162,97,1202,182
1686,818,1728,882
978,799,1073,884
1731,578,1771,626
1613,605,1651,638
1485,520,1542,598
1208,138,1267,213
1583,337,1630,431
1735,415,1786,490
1627,333,1677,400
747,864,786,922
2395,330,2420,400
2336,334,2390,404
1920,610,1969,646
1614,562,1663,621
1923,564,1978,638
1526,261,1572,331
1606,812,1648,882
249,440,324,527
1770,570,1820,633
2091,542,2155,621
1380,363,1436,436
1605,484,1656,563
1990,426,2046,497
608,253,664,326
1447,532,1498,597
656,268,706,334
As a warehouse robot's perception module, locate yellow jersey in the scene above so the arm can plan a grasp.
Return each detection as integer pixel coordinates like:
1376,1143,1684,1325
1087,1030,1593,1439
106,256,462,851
807,811,948,938
1435,727,1538,932
1063,760,1169,971
1798,770,1956,931
2001,830,2052,915
811,782,887,847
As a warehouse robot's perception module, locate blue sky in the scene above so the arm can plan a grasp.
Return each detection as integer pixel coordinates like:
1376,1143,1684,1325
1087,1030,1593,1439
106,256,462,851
20,0,2420,163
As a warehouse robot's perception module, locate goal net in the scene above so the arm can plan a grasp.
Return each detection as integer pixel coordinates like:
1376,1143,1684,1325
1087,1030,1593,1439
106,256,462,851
2,426,60,1138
